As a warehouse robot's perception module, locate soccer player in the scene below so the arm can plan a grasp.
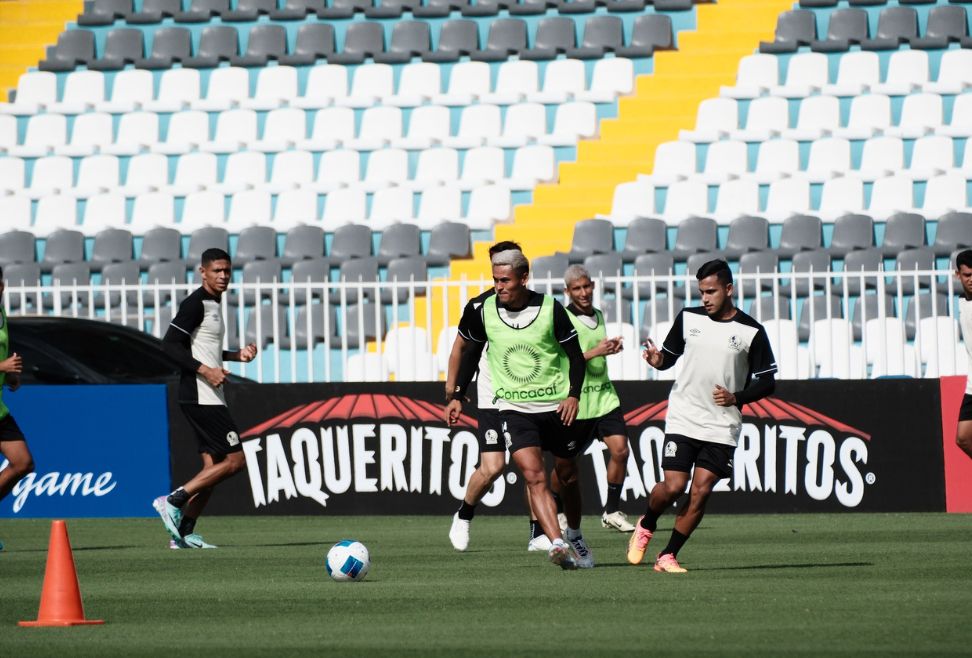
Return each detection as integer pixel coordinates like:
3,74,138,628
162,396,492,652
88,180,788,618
953,249,972,461
153,248,257,549
559,265,636,533
446,241,556,553
0,267,34,551
628,259,777,572
446,248,593,569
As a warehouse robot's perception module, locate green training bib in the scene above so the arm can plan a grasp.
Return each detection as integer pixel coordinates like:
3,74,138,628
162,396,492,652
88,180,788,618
0,308,10,419
568,308,621,420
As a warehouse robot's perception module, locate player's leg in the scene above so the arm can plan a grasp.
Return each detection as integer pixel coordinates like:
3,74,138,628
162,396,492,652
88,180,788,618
547,467,566,532
957,420,972,460
554,456,595,568
600,432,635,532
0,436,33,502
525,486,551,552
171,453,217,548
651,466,720,573
450,409,505,551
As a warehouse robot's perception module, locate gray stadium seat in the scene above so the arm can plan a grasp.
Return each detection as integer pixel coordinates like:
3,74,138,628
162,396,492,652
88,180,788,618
146,260,188,307
521,17,576,61
78,0,133,25
0,230,36,265
245,305,288,349
138,227,182,268
89,228,134,272
285,257,330,304
328,22,385,65
751,295,791,321
48,263,92,309
620,217,666,261
382,256,428,302
366,0,422,18
280,225,325,266
135,27,192,69
600,297,632,324
510,0,557,16
784,249,832,296
343,301,385,348
39,30,96,72
423,20,480,62
236,259,283,306
653,0,692,8
174,0,229,22
777,214,822,257
377,223,422,266
811,8,869,52
4,262,41,310
616,14,675,58
278,24,335,66
567,218,615,263
760,9,817,54
470,18,528,61
531,253,569,294
640,295,685,341
40,229,85,274
414,0,468,17
98,260,140,308
182,26,240,68
799,0,838,7
628,252,675,299
583,252,624,295
672,216,718,259
270,0,326,20
842,247,883,295
685,251,722,278
828,214,874,258
234,226,277,266
290,303,339,348
724,215,770,258
88,28,144,71
861,7,918,50
556,0,595,14
894,247,936,295
331,256,380,304
566,16,624,59
852,294,896,341
905,292,951,340
221,0,275,21
329,224,374,262
231,24,287,67
603,0,646,11
320,0,372,18
462,0,508,17
881,212,925,257
911,6,969,49
425,221,471,267
129,0,181,23
374,21,432,64
186,227,230,267
932,212,972,257
798,294,843,342
737,251,780,297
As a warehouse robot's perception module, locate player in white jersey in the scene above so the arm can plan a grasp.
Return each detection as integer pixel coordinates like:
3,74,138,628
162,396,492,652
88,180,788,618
628,259,777,572
953,250,972,461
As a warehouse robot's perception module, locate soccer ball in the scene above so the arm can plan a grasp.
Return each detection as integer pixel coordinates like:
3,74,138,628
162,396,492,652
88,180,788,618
325,540,370,582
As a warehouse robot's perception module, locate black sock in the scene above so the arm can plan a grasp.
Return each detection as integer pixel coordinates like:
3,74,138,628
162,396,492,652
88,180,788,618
639,508,660,532
457,501,476,521
660,530,689,558
605,482,623,514
552,492,563,514
530,519,543,540
167,487,190,509
179,515,197,537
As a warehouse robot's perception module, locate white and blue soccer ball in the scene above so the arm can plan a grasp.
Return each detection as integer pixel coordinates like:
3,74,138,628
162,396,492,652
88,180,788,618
325,540,370,582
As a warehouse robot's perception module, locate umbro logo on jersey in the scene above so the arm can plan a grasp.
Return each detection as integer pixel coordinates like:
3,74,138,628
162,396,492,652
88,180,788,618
665,441,677,458
689,328,701,336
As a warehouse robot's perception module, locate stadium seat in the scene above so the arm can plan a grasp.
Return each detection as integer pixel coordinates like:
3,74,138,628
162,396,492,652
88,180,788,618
1,72,56,115
598,179,654,226
926,51,972,97
59,113,113,158
332,257,380,304
425,221,471,266
322,188,367,226
894,247,937,295
345,352,388,381
627,251,675,299
300,107,356,151
329,22,385,65
38,30,96,72
811,8,868,53
340,64,395,110
179,191,226,232
784,249,832,296
736,251,779,297
700,140,748,185
273,189,319,231
724,215,769,258
507,144,555,190
619,217,666,262
933,212,972,257
576,57,633,103
771,52,828,97
828,213,875,257
842,247,883,295
227,189,273,230
784,95,841,141
244,305,288,349
368,187,415,228
492,102,545,147
857,136,904,182
911,5,969,50
415,185,462,229
521,16,576,60
387,62,442,108
129,191,175,234
798,294,843,343
96,69,154,114
822,51,879,96
143,69,201,113
422,19,480,63
721,54,779,99
0,230,36,265
40,228,85,272
214,151,268,195
583,252,624,294
565,218,614,263
483,60,539,105
860,6,918,51
868,175,915,218
89,28,144,71
174,0,228,22
289,302,338,350
680,97,738,143
139,230,182,276
905,292,952,340
660,180,708,224
361,148,409,192
128,0,179,26
26,155,73,198
382,257,429,302
374,21,431,64
881,212,925,256
200,109,258,154
732,98,789,144
777,214,823,257
886,93,943,139
9,113,67,158
193,67,250,112
527,57,585,103
431,60,490,105
616,13,674,58
182,26,241,68
760,9,816,53
222,0,276,22
671,216,717,259
465,184,511,229
873,50,929,96
3,261,41,310
441,104,502,149
404,146,458,190
818,177,865,221
567,15,623,59
470,18,528,61
712,180,759,223
277,23,335,66
134,26,191,69
746,138,800,185
168,151,217,196
833,94,892,140
74,156,121,200
347,106,402,151
530,253,569,293
78,0,133,25
233,226,277,267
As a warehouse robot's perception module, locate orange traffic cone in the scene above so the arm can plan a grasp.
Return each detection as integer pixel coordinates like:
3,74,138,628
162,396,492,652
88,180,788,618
18,520,104,627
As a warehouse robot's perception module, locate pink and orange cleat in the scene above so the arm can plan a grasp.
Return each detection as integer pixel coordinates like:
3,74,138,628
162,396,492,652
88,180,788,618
626,516,653,565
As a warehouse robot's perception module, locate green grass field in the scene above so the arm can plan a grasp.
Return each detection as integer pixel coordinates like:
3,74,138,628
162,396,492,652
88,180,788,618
1,513,969,656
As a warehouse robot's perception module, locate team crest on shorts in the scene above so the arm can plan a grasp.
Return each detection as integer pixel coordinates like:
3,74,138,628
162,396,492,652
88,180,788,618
485,429,499,445
665,441,677,458
226,431,240,446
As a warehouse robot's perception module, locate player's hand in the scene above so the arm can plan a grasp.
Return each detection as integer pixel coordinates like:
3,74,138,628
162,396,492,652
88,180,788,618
642,339,663,368
609,336,624,354
0,353,22,374
713,385,737,407
6,372,20,392
558,396,579,427
445,399,463,426
201,365,228,388
238,343,258,363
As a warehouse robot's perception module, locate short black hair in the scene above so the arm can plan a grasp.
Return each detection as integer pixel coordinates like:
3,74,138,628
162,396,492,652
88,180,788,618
201,248,231,267
956,249,972,270
489,241,522,257
696,258,733,285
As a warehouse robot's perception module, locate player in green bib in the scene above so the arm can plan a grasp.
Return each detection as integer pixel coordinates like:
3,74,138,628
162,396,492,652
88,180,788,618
557,265,637,533
0,267,36,551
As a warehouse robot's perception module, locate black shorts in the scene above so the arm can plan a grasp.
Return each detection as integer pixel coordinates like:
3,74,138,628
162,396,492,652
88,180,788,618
501,410,596,459
661,434,734,479
0,414,25,442
181,404,243,456
476,408,505,454
592,406,627,441
960,394,972,422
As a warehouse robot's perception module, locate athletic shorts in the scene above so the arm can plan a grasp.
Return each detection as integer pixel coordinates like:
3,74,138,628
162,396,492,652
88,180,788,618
592,406,627,441
0,414,25,442
476,408,505,454
181,404,243,456
960,394,972,422
661,433,734,479
500,410,596,459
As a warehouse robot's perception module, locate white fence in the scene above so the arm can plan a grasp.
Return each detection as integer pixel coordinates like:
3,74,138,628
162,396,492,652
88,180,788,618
5,266,967,383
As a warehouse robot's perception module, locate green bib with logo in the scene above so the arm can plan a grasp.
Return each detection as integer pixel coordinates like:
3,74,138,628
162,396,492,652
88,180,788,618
0,308,9,419
568,308,621,420
484,294,567,405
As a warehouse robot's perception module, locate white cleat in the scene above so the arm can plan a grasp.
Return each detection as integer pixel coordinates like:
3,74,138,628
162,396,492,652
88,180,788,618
449,513,470,551
547,538,577,570
565,532,595,569
557,513,569,532
601,511,636,533
527,535,552,552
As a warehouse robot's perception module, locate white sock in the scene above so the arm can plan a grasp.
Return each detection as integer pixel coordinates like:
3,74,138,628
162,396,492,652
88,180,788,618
565,527,581,541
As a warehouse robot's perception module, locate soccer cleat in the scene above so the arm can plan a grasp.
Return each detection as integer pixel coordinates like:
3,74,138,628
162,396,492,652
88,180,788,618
601,511,636,533
449,513,470,551
654,552,687,573
152,495,183,542
527,535,552,552
557,513,568,532
565,532,595,569
547,538,577,570
626,516,653,565
182,533,217,549
169,538,184,549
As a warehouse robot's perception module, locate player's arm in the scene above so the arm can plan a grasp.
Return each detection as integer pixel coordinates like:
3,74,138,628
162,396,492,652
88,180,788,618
644,310,684,370
445,333,468,400
584,338,620,361
1,352,22,392
162,297,227,387
553,301,585,425
447,304,488,426
715,326,778,407
222,344,258,363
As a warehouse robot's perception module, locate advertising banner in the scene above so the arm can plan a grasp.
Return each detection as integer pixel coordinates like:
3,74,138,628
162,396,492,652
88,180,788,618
938,376,972,512
168,379,946,516
0,385,171,518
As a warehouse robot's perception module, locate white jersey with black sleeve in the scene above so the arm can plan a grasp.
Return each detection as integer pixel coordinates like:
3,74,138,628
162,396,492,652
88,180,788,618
162,287,227,406
661,307,777,447
960,296,972,394
457,289,498,411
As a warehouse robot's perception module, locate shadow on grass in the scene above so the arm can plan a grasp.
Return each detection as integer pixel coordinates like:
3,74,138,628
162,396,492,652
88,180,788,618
593,561,873,570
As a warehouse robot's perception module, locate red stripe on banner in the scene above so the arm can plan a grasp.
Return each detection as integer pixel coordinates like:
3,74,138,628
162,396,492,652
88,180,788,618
940,376,972,513
242,404,307,437
304,397,342,423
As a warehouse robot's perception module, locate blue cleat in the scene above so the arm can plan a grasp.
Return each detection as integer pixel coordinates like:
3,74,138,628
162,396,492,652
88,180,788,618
152,496,183,542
